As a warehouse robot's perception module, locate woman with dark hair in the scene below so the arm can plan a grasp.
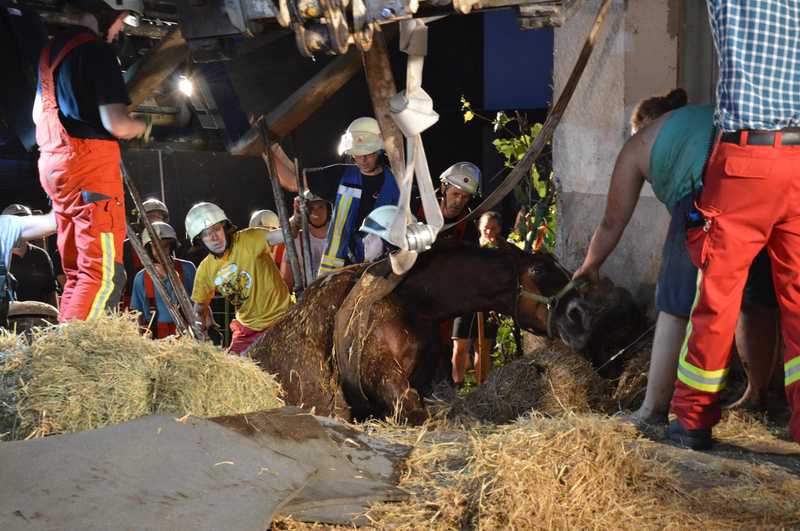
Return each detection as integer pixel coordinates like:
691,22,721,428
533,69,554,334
574,90,778,430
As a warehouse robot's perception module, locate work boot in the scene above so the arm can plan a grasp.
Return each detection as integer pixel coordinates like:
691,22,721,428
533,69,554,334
667,419,712,451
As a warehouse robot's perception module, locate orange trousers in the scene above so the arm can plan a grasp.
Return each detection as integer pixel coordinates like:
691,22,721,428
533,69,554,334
671,132,800,443
37,34,125,322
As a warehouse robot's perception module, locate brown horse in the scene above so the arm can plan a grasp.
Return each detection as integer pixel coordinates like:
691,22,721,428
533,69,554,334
249,241,634,423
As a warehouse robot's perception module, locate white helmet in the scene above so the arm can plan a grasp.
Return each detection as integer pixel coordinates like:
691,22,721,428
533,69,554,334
249,209,280,229
360,205,417,241
440,162,481,196
101,0,144,26
2,204,32,216
141,221,177,247
185,202,229,242
142,197,169,221
338,117,384,156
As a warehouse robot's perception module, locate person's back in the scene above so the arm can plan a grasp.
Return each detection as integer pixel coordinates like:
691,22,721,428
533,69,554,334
648,104,716,213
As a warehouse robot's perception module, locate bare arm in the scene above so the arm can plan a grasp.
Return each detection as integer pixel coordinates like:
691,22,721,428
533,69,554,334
193,300,213,333
279,254,293,290
263,143,300,191
573,136,648,281
99,103,146,140
20,211,57,241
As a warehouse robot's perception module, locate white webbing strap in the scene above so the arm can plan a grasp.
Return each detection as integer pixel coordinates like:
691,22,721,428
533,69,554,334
387,19,443,275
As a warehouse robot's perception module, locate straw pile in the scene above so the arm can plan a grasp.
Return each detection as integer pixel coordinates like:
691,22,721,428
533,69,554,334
278,412,800,530
0,314,283,441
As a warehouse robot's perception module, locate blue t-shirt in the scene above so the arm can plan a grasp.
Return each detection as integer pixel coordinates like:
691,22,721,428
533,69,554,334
131,259,196,324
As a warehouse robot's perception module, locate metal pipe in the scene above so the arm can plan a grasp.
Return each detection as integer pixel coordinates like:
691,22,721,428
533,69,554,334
121,160,202,339
257,120,304,296
126,223,188,334
295,160,316,288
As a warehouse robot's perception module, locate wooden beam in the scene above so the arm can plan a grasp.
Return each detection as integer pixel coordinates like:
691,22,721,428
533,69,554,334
229,48,362,156
361,29,405,182
126,27,188,111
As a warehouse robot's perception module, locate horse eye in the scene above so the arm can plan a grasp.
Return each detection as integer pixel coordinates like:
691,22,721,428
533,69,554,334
529,264,547,278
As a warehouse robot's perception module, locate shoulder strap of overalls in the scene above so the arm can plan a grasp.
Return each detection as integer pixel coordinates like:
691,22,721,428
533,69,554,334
38,33,99,107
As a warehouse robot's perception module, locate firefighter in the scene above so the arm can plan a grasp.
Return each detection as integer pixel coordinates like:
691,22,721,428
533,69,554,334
267,117,400,275
123,197,171,309
33,0,147,322
186,202,291,355
130,221,196,338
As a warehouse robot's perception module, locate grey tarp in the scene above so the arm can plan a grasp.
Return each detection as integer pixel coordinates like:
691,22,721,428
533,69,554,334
0,407,410,530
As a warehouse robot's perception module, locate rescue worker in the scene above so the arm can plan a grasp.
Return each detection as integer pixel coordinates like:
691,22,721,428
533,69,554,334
359,205,418,262
267,117,400,275
130,221,195,338
423,162,482,386
478,211,509,250
33,0,147,322
187,202,291,355
3,204,58,306
573,90,777,436
123,197,170,309
669,1,800,450
280,191,332,287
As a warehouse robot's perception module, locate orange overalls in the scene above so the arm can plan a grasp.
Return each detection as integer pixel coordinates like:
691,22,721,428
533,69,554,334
37,33,126,322
143,263,185,339
672,132,800,443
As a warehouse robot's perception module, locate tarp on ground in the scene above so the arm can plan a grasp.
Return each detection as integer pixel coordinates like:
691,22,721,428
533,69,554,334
0,407,410,530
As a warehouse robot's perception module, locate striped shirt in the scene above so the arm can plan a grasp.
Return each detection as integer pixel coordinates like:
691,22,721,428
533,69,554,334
707,0,800,131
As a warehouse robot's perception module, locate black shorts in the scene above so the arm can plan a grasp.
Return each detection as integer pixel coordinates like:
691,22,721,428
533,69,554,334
655,194,777,317
452,313,499,340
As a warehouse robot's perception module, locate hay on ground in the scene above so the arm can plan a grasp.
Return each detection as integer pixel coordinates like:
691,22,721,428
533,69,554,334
329,414,800,530
0,313,283,441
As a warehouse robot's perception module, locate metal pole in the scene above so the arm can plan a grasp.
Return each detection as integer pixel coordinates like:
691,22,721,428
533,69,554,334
126,223,188,334
257,120,304,296
121,160,202,339
158,149,165,202
296,164,315,287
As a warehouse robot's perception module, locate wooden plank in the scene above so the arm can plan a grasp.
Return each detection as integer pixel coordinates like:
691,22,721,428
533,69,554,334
126,27,188,111
361,28,405,183
230,49,362,156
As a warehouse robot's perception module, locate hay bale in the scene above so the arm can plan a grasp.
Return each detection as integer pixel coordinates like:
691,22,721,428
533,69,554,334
151,336,283,418
0,314,283,441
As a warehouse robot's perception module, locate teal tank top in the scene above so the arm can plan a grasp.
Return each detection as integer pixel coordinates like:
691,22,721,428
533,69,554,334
649,105,716,212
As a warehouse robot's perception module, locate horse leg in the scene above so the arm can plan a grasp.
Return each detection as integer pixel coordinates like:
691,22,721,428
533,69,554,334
360,301,429,425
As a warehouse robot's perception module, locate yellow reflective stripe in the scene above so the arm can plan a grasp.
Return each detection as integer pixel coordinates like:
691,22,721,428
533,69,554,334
677,369,726,393
785,357,800,387
87,232,115,320
676,269,727,393
327,196,352,262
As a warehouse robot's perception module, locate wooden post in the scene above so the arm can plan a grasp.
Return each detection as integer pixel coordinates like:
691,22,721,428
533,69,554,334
476,312,491,384
361,28,405,185
230,49,363,156
126,28,188,111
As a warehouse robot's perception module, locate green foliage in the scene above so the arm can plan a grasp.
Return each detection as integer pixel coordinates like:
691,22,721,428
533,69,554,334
491,315,519,368
460,97,557,253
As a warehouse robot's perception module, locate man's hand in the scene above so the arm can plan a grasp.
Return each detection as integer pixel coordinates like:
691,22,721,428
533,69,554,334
572,263,600,283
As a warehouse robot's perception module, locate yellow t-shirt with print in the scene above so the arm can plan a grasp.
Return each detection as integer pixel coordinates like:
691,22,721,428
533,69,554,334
192,228,291,331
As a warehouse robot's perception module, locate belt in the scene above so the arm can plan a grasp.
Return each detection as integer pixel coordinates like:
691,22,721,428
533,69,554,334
721,129,800,146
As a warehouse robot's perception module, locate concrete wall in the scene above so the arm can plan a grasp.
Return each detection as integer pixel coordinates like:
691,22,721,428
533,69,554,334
553,0,679,309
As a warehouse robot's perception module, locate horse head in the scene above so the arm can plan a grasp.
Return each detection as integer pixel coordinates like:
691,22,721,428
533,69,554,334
511,249,641,356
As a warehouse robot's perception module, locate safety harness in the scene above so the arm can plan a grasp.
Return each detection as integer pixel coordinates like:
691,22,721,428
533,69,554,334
143,262,185,339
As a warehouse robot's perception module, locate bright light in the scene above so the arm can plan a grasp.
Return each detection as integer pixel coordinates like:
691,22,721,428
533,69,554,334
178,76,193,97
